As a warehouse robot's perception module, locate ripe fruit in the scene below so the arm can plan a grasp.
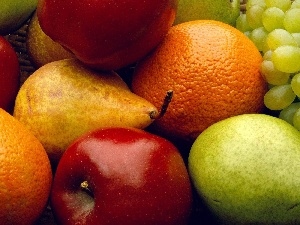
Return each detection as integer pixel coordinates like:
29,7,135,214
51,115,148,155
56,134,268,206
236,0,300,129
131,20,267,142
26,12,74,68
51,127,192,225
13,59,158,165
189,113,300,224
0,0,37,35
37,0,177,70
0,36,20,113
174,0,240,26
0,108,52,224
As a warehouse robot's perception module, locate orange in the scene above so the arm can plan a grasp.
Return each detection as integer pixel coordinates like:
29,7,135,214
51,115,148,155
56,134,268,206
0,108,52,224
131,20,267,142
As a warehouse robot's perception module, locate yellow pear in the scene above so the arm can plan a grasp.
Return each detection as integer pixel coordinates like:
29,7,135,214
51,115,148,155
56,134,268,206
26,11,74,68
13,59,158,165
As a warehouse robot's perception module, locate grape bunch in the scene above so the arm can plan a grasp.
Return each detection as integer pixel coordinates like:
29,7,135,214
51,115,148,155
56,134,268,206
236,0,300,129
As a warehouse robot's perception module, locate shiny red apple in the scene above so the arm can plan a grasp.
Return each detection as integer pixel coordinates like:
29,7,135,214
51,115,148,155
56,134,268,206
51,127,192,225
37,0,177,71
0,36,20,113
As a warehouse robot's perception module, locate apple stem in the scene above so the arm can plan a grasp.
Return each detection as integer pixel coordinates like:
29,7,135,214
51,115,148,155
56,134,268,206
80,181,93,197
157,90,173,119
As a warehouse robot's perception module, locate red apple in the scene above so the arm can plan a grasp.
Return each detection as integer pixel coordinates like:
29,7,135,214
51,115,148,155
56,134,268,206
51,127,192,225
37,0,177,71
0,36,20,113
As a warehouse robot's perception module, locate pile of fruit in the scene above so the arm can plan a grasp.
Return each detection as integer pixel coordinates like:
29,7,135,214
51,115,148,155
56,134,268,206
1,0,300,224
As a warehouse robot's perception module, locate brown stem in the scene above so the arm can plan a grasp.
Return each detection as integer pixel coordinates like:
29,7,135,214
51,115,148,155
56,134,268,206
150,90,173,119
80,180,93,197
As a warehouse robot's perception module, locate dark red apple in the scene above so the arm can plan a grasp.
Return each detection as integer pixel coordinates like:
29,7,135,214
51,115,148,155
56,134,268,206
37,0,177,71
51,127,192,225
0,36,20,113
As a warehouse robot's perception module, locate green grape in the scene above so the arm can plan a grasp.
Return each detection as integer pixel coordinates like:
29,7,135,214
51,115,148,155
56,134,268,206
246,5,265,29
236,14,252,32
264,84,296,110
291,0,300,9
292,107,300,130
272,45,300,73
262,40,271,53
261,60,290,85
266,29,298,50
263,50,273,60
291,73,300,97
283,8,300,33
265,0,291,11
268,83,276,90
246,0,266,10
244,31,251,38
292,33,300,46
279,102,300,125
262,7,285,32
249,27,268,51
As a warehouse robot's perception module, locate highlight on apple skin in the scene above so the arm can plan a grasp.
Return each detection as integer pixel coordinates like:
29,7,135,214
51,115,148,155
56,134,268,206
50,127,193,225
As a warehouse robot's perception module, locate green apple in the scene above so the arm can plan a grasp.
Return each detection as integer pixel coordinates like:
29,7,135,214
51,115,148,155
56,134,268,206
174,0,240,26
189,114,300,224
0,0,38,35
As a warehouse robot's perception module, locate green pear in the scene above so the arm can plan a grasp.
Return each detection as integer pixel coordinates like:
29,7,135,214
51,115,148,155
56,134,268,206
13,59,158,165
189,114,300,224
174,0,240,26
0,0,37,35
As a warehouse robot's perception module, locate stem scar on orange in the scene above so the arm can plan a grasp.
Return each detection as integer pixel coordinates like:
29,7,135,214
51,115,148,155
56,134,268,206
131,20,267,142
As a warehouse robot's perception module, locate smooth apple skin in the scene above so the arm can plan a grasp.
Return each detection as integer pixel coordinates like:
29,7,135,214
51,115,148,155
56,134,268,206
37,0,177,70
0,36,20,113
51,127,192,225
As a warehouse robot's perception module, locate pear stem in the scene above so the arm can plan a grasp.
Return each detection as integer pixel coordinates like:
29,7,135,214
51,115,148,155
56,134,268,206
156,90,173,119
